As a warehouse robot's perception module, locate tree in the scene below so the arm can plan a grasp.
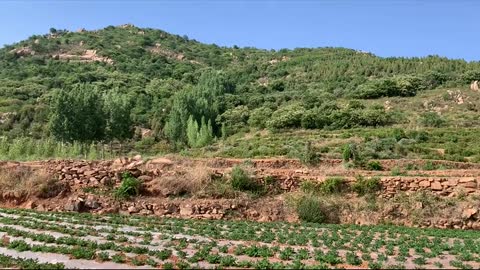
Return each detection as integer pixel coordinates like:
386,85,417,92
164,69,233,146
49,84,106,144
186,115,199,147
104,90,134,147
186,115,213,148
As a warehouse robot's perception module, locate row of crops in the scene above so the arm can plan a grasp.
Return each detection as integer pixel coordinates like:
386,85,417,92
0,208,479,269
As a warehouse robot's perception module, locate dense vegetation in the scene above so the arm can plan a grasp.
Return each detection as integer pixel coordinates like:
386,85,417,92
1,24,480,158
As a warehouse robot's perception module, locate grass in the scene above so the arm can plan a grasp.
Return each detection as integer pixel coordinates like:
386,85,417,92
113,172,142,200
185,126,480,163
0,166,67,199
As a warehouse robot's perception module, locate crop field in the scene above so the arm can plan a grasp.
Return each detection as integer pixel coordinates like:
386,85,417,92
0,208,479,269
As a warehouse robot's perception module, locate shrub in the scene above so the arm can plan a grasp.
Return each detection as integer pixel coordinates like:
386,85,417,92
266,103,305,130
420,112,445,127
366,161,383,171
352,176,381,196
319,177,345,194
114,172,142,200
391,166,405,176
299,180,320,194
299,141,320,166
230,166,261,192
342,143,365,167
423,161,435,170
296,195,326,223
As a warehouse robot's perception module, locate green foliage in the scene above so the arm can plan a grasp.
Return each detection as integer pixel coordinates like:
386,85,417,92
352,176,381,196
217,105,250,137
230,166,260,192
267,103,305,130
299,141,320,165
420,112,445,127
165,70,232,146
318,177,345,194
0,137,114,161
114,172,142,200
299,177,345,195
2,25,480,156
187,115,214,148
248,107,273,129
366,161,383,171
342,143,365,167
353,75,427,99
49,84,106,143
296,195,326,224
103,90,134,143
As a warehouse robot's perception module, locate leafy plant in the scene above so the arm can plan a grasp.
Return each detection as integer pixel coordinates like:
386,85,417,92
318,177,345,194
352,176,381,196
299,141,320,166
296,195,326,223
114,172,142,200
366,161,383,171
230,166,261,193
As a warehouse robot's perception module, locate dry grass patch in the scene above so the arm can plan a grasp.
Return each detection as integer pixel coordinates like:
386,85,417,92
146,164,217,196
0,166,68,201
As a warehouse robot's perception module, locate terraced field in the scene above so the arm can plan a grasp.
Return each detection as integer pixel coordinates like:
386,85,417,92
0,208,479,269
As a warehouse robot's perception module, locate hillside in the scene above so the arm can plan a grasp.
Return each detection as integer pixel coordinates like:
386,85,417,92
2,24,480,269
1,24,480,161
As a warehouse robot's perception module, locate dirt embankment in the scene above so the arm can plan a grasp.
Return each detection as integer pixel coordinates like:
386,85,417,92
0,156,479,230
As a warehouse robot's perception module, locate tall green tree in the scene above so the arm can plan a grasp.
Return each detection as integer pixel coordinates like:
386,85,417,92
164,69,233,146
104,90,134,144
49,84,106,143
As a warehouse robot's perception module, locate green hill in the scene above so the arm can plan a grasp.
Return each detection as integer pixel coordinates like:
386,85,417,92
1,24,480,161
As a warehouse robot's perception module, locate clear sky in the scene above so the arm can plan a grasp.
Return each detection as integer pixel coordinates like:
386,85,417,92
0,0,478,61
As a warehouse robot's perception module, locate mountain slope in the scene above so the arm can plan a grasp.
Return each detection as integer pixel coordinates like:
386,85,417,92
0,24,479,147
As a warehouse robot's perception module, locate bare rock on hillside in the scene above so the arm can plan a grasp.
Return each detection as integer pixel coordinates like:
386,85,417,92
471,80,479,91
64,199,85,212
462,208,478,219
11,47,35,56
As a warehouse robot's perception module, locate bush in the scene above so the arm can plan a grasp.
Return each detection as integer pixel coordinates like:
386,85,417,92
352,176,381,196
366,161,383,171
299,141,320,166
266,103,305,130
299,180,320,194
420,112,445,127
296,195,326,223
114,172,142,200
319,177,345,194
342,143,365,167
230,166,261,193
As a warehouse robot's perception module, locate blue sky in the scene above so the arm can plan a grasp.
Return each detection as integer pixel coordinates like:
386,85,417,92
0,0,478,61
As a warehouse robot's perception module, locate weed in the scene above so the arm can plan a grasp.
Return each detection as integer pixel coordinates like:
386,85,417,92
366,161,383,171
352,176,381,196
299,141,320,166
230,166,262,193
296,195,326,224
319,177,345,194
114,172,142,200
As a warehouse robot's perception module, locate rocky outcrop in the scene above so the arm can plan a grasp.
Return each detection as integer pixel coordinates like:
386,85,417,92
2,157,480,230
471,80,479,91
52,50,113,64
10,47,35,56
